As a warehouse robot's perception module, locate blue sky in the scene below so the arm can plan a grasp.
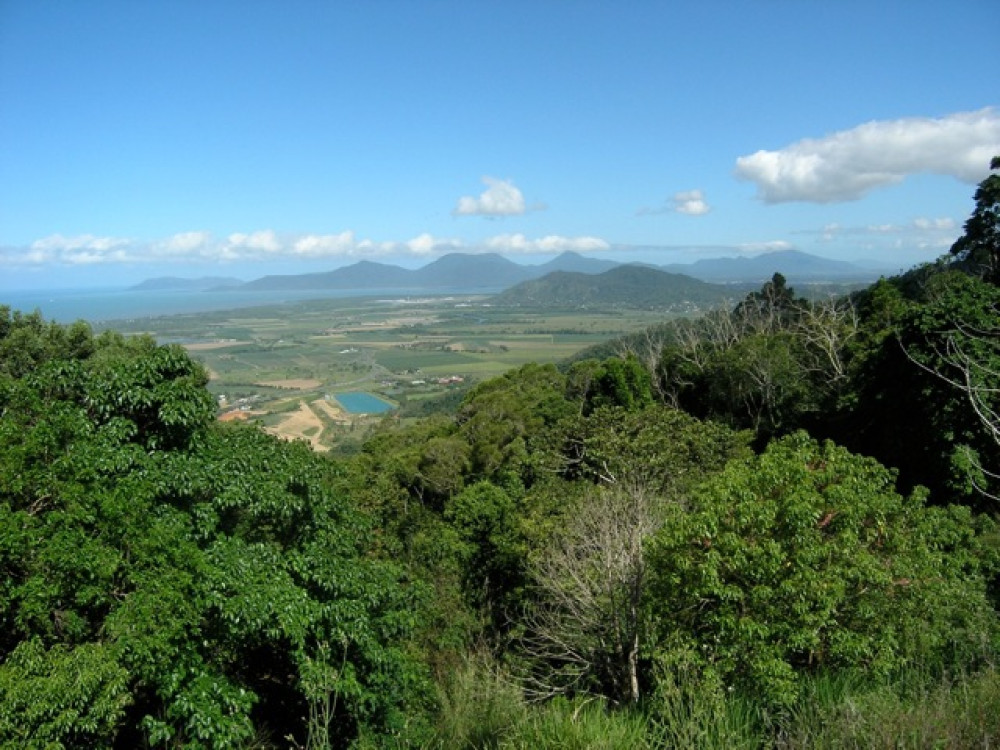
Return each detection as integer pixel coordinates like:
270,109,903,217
1,0,998,289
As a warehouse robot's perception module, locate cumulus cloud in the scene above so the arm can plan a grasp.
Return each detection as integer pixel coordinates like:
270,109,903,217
406,233,464,255
454,177,527,216
735,108,1000,203
29,233,135,264
225,230,282,254
152,231,215,257
637,189,711,216
292,231,357,257
673,189,711,215
4,229,616,269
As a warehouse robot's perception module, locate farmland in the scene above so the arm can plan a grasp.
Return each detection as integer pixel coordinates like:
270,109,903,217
106,294,676,450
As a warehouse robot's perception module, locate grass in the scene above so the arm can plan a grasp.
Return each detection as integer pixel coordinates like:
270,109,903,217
411,656,1000,750
776,667,1000,749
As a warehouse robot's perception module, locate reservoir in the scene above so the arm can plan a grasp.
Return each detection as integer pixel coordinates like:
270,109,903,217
333,392,395,415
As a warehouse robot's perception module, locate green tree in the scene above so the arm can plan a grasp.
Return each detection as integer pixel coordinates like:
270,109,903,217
456,363,573,483
0,318,431,747
514,406,748,705
733,271,800,327
950,155,1000,284
646,433,998,707
565,356,653,415
843,271,1000,507
445,482,522,616
560,403,750,496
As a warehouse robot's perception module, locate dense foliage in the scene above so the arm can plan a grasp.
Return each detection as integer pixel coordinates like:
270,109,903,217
0,312,428,748
1,159,998,747
647,433,996,707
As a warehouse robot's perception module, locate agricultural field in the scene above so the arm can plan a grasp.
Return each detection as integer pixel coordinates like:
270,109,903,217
106,294,675,450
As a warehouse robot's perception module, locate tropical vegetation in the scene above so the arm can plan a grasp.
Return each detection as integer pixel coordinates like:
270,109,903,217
0,158,998,747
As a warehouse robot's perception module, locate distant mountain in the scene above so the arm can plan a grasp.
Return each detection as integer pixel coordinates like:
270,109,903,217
238,252,588,292
129,276,243,291
491,265,735,311
411,253,535,289
661,250,880,283
241,260,413,290
134,249,883,297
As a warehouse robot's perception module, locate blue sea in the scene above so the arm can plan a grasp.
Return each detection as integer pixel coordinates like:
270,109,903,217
1,286,448,324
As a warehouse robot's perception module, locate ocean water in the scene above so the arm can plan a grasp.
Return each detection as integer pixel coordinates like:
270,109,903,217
1,286,441,324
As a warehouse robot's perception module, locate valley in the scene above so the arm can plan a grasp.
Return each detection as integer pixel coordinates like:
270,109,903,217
105,293,677,450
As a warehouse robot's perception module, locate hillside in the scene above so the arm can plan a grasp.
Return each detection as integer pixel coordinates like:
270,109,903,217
240,260,415,290
411,252,535,288
491,264,737,310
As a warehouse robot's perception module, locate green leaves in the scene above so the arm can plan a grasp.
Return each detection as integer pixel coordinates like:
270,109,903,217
83,342,214,450
950,155,1000,283
0,638,131,748
0,315,430,746
646,433,998,706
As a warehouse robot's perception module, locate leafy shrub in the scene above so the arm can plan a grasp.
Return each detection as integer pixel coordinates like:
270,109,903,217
646,432,998,707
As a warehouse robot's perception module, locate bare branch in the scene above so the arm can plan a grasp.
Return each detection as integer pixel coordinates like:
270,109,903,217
518,482,664,704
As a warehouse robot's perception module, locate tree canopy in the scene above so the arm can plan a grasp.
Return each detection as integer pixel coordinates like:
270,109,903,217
3,161,1000,746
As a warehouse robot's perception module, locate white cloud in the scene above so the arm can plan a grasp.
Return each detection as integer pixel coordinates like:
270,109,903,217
406,233,463,255
637,189,711,216
535,235,610,252
793,215,962,262
292,231,356,257
484,233,610,254
913,217,956,231
151,231,214,257
673,189,711,215
27,233,135,264
735,108,1000,203
225,230,281,253
31,233,132,253
6,228,614,269
454,177,527,216
65,249,131,265
804,217,959,239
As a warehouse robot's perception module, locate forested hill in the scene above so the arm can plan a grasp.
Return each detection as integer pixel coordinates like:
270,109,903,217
491,264,737,310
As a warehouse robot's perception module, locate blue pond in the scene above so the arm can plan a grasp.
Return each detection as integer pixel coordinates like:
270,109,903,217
333,392,395,415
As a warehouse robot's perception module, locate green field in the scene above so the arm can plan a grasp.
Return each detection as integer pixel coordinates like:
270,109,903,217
104,294,678,448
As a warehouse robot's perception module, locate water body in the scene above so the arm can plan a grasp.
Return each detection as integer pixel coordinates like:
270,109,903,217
2,286,479,324
333,392,395,415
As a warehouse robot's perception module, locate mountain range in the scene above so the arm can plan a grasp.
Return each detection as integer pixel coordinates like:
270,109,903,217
236,251,622,292
132,250,887,296
657,251,881,282
239,250,882,290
